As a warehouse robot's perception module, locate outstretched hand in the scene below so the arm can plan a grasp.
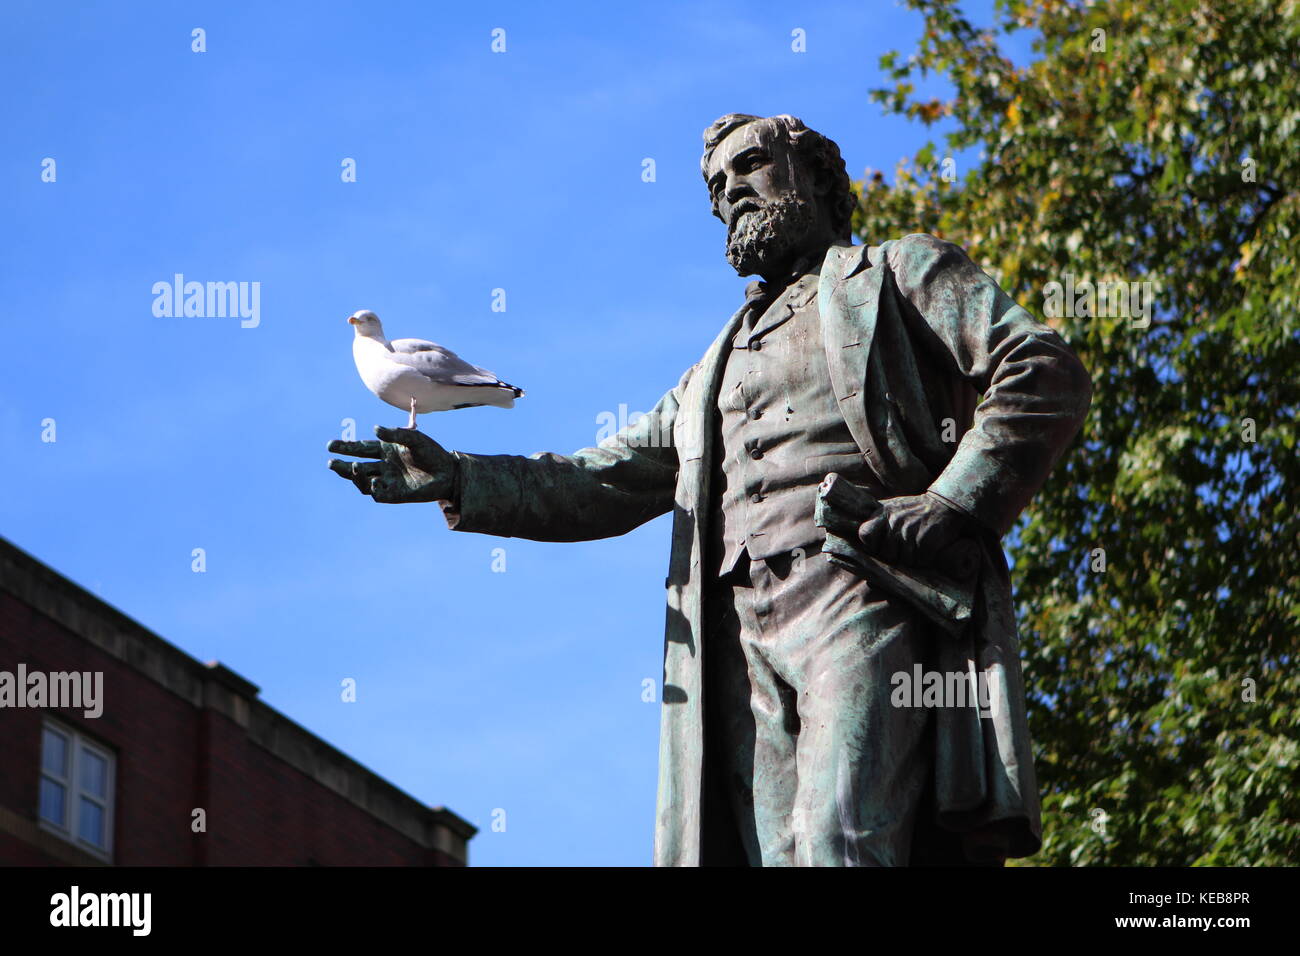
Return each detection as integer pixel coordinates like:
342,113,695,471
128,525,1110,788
327,426,458,504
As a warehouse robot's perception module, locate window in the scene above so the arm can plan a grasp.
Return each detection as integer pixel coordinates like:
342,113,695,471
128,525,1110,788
38,721,114,860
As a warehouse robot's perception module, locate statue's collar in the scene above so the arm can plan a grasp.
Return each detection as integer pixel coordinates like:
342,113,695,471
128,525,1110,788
743,243,835,304
822,239,878,282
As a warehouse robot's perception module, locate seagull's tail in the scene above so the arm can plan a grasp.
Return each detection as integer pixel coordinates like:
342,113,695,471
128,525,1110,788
474,380,523,409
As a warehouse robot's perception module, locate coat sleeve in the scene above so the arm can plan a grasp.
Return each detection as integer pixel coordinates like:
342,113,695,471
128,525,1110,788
887,234,1093,537
437,365,694,541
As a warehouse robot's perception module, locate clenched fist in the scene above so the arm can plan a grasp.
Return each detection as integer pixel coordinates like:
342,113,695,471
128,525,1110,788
857,492,970,568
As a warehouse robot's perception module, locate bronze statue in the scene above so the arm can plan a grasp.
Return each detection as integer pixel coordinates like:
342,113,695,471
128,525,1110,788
328,113,1092,866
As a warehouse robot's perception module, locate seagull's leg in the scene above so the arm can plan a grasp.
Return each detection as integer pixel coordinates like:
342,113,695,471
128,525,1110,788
408,398,418,430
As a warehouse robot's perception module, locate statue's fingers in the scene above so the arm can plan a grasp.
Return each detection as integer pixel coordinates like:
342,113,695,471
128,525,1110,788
914,516,950,564
910,521,933,562
329,458,380,479
868,510,906,563
858,514,887,554
891,511,915,562
897,511,923,550
375,425,426,447
328,439,385,458
370,476,404,504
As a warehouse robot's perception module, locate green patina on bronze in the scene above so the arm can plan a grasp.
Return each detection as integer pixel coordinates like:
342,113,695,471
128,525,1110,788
328,113,1092,867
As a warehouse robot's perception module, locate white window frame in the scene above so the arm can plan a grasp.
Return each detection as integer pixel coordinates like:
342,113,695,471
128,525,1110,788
38,719,115,862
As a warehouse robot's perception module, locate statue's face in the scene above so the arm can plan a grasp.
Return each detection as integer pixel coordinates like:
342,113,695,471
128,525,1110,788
705,121,825,278
706,122,796,232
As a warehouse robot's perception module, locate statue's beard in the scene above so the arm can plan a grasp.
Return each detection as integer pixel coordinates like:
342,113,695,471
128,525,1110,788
725,191,818,277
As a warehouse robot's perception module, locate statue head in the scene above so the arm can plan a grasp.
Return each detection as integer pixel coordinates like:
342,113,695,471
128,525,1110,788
701,113,854,280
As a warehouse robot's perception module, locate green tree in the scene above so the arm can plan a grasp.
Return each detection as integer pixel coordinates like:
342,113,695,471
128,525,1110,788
859,0,1299,864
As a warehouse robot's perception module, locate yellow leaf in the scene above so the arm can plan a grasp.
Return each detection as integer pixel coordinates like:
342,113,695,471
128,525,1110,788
1238,240,1255,268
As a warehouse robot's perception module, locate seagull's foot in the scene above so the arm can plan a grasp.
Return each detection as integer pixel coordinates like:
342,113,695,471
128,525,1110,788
407,398,418,430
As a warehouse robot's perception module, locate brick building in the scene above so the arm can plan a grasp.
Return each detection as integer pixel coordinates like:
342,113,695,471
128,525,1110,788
0,537,475,866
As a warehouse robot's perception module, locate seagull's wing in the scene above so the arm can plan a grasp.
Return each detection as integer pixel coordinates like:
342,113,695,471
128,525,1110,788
389,338,515,389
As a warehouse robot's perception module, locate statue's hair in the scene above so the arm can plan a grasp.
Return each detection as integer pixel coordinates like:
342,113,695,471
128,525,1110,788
700,113,855,239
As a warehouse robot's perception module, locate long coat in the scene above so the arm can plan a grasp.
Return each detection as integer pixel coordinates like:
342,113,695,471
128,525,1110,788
442,234,1093,866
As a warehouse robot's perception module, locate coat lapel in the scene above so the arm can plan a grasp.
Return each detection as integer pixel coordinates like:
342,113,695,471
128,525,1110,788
683,302,748,480
818,241,887,469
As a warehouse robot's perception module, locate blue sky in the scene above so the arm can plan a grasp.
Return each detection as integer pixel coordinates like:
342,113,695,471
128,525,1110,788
1,0,1013,865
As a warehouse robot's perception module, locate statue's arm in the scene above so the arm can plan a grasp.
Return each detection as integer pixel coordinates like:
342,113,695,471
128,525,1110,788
438,366,694,541
888,234,1093,537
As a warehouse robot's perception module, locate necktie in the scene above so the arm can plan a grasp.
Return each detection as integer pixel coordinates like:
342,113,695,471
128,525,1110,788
740,249,821,326
743,280,776,326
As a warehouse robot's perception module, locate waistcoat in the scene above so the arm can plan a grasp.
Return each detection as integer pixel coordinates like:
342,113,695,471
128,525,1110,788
710,264,882,577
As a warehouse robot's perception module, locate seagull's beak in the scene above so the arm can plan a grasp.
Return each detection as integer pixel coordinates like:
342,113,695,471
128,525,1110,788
347,315,359,325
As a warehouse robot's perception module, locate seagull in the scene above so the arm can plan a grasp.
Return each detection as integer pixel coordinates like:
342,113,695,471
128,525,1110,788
348,310,524,428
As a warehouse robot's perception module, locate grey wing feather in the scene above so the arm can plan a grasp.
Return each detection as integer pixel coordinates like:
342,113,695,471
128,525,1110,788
389,338,504,387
